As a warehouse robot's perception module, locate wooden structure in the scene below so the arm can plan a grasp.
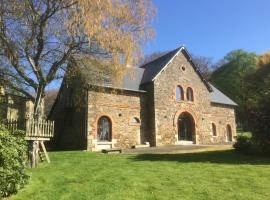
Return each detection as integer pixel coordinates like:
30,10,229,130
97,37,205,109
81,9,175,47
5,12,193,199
101,148,122,154
6,119,54,168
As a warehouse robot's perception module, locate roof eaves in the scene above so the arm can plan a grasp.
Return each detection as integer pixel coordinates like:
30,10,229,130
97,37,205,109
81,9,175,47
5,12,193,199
87,84,147,93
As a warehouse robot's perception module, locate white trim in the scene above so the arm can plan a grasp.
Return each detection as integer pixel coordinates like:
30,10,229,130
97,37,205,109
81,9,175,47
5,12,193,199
152,46,185,82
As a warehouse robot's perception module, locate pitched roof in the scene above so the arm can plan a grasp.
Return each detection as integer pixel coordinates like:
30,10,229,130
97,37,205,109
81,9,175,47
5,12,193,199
140,46,212,91
87,67,146,92
140,48,181,84
72,56,146,92
209,83,237,106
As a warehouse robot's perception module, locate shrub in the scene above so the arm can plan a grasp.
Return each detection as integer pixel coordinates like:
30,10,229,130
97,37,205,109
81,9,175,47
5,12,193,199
0,124,29,198
234,135,270,156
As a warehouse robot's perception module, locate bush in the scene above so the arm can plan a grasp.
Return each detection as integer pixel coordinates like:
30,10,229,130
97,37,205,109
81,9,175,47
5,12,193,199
234,135,270,156
0,124,29,198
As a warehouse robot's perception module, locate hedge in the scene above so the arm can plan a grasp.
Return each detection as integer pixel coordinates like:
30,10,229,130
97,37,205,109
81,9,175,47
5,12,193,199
0,124,29,198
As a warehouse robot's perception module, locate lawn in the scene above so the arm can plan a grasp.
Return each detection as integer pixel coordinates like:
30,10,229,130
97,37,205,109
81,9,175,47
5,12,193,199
9,148,270,200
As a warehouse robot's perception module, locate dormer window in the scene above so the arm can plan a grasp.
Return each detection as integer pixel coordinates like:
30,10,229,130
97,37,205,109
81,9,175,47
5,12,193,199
187,87,194,101
176,86,184,100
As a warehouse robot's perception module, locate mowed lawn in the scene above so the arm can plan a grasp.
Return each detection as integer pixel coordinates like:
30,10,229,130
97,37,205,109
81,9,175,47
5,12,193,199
9,148,270,200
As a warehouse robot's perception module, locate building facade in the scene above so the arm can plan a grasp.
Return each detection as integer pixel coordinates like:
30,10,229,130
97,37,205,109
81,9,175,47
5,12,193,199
49,46,237,151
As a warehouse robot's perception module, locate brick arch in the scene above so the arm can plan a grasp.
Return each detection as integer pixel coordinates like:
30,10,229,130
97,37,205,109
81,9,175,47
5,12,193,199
173,108,198,127
92,113,115,140
174,109,197,143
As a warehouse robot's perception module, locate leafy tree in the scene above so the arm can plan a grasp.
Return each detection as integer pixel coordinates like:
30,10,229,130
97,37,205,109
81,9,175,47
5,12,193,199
211,49,257,129
0,0,155,118
244,51,270,147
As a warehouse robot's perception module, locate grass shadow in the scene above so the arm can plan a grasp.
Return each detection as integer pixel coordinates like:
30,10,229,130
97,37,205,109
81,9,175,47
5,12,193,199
131,149,270,165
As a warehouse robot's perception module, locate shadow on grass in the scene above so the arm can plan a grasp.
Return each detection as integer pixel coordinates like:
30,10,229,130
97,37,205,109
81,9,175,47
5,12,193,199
131,150,270,165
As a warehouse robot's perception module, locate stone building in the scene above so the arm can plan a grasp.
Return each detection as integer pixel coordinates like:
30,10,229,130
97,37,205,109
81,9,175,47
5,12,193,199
49,46,237,151
0,85,34,122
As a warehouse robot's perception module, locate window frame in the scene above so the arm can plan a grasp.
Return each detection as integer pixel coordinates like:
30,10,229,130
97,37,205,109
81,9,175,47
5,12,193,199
186,87,194,101
212,123,217,137
175,85,184,101
129,117,141,126
97,116,112,142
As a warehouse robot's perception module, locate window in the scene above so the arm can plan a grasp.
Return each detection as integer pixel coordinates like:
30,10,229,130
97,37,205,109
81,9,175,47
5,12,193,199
130,117,140,125
226,124,232,142
212,123,217,136
187,87,194,101
176,86,184,100
97,116,112,141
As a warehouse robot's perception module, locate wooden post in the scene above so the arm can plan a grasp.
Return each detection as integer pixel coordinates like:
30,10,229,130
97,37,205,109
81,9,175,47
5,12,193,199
28,140,40,168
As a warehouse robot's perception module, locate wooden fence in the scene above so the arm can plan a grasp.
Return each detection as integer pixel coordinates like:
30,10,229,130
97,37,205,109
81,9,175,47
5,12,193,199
6,119,54,138
6,119,18,133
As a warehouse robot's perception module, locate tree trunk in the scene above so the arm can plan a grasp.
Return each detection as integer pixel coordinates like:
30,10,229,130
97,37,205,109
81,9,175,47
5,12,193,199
29,85,45,168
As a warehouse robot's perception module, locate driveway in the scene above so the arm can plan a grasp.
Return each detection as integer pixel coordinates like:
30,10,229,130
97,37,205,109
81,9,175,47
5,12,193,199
123,144,233,154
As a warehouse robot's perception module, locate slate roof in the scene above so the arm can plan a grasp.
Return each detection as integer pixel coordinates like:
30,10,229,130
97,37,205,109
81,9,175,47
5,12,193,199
87,67,146,92
70,47,237,106
140,48,180,84
73,56,146,92
140,46,213,92
209,83,237,106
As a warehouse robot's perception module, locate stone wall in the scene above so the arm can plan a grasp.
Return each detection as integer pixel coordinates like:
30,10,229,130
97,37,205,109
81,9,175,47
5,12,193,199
0,92,33,122
87,88,144,150
140,82,156,146
49,77,87,150
208,103,236,143
152,51,236,145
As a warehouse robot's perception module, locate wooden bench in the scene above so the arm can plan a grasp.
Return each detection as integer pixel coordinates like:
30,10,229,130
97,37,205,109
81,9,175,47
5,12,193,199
101,148,122,154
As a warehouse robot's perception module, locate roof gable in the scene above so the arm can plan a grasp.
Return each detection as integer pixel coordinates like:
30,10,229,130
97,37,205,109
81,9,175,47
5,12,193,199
140,46,212,92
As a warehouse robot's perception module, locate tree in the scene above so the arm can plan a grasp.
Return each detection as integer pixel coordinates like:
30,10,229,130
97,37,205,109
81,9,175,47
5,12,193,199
211,49,257,129
192,55,213,80
245,51,270,143
0,0,155,118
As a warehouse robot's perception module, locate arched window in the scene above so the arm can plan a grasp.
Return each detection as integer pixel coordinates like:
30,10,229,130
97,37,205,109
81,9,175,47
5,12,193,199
226,124,232,142
212,123,217,136
97,116,112,141
176,86,184,100
187,87,194,101
130,117,141,125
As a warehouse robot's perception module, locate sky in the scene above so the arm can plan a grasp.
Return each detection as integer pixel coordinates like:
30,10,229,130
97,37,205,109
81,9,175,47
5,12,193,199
144,0,270,62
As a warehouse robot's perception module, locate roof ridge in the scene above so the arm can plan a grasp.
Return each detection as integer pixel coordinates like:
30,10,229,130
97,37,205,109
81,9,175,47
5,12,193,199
140,47,181,68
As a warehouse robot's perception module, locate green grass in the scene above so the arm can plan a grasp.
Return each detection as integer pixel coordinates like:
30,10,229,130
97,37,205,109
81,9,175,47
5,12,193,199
8,149,270,200
237,130,253,138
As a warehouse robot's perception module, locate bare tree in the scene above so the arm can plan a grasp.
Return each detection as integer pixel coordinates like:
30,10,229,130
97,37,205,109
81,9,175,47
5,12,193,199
0,0,155,118
192,55,213,80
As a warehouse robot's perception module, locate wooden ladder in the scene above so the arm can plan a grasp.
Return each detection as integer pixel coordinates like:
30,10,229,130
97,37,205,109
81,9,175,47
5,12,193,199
38,141,50,163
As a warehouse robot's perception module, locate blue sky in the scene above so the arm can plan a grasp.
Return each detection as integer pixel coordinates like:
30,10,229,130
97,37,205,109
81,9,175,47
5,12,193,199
144,0,270,62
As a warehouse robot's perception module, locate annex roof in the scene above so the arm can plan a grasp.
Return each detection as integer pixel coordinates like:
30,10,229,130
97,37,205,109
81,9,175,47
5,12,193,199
209,83,237,106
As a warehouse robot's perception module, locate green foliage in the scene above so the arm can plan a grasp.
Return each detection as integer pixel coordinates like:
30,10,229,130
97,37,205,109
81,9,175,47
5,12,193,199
211,49,257,128
0,124,28,198
242,51,270,155
234,135,270,156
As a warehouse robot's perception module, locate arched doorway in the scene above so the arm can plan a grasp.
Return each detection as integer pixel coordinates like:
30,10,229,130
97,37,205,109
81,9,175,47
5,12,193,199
226,124,232,142
97,116,112,141
178,112,195,142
